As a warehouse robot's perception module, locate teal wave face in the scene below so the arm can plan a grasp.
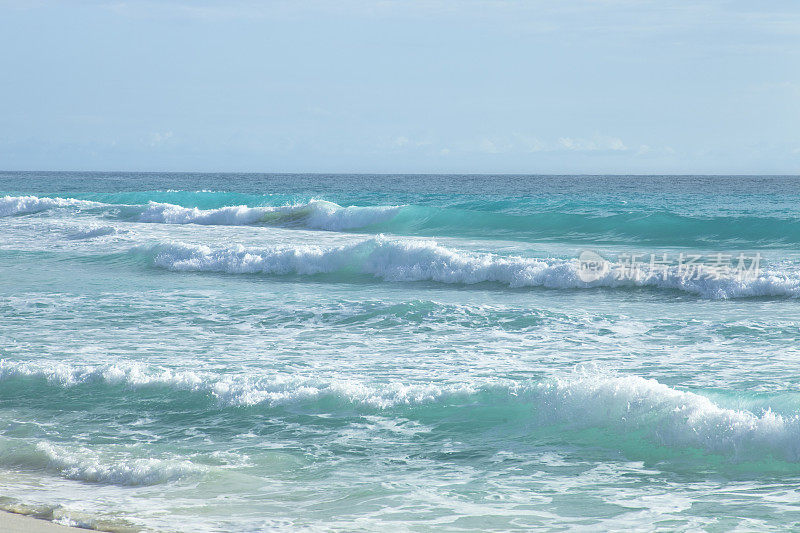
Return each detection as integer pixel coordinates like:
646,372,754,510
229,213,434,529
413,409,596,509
376,206,800,247
3,364,800,473
4,190,800,247
73,190,303,209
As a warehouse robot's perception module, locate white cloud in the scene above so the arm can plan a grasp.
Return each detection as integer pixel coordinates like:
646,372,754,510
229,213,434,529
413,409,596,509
478,138,500,154
520,136,547,153
558,135,627,152
392,136,411,148
416,134,644,156
378,135,434,151
148,131,173,147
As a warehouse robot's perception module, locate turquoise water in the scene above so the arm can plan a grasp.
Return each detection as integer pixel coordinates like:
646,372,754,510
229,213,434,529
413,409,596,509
2,172,800,531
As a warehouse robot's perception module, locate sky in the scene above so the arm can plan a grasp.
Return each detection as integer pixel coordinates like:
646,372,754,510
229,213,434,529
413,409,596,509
0,0,798,174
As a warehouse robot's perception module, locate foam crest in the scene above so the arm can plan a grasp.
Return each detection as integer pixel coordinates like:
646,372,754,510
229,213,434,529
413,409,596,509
148,241,354,276
64,225,120,240
35,442,199,486
137,199,400,230
534,371,800,461
301,200,401,231
0,195,97,217
0,360,466,409
143,237,800,299
0,360,205,390
138,202,268,225
3,360,800,461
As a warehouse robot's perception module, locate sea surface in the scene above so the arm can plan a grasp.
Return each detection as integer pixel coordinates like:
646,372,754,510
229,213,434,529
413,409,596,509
1,172,800,531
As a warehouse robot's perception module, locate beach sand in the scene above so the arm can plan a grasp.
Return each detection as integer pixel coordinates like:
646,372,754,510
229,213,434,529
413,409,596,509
0,510,83,532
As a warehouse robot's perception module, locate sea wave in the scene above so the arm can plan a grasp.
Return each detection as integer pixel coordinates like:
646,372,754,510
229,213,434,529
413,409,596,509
133,201,800,246
536,371,800,461
0,194,400,231
0,360,458,409
106,191,800,246
3,361,800,462
34,442,199,486
64,225,121,240
137,199,400,230
139,237,800,299
0,432,199,486
6,193,800,247
383,207,800,247
0,195,98,217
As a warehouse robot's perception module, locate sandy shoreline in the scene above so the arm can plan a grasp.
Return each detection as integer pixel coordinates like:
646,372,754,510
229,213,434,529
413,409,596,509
0,510,84,532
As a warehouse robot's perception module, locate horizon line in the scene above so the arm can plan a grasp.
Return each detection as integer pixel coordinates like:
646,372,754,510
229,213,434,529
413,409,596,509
3,169,800,177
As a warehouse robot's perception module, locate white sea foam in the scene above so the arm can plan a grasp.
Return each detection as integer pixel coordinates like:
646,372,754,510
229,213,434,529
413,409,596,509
35,442,199,486
2,360,800,461
65,225,120,240
143,237,800,299
137,199,400,230
534,370,800,460
138,202,269,225
0,195,400,231
0,360,463,409
0,195,98,217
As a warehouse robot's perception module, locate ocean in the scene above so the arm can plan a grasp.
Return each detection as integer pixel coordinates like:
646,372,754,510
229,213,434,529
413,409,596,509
1,172,800,531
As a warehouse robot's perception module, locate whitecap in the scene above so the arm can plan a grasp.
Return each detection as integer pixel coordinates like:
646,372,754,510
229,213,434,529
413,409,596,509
141,237,800,299
0,195,98,217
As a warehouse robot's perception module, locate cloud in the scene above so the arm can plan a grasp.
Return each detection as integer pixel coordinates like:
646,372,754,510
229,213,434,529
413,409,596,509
392,136,411,148
384,134,639,156
557,135,627,152
478,138,501,154
388,134,640,156
520,136,547,153
148,131,174,147
377,136,434,152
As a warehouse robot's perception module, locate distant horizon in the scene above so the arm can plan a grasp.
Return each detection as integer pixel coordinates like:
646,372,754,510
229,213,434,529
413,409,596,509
3,169,799,177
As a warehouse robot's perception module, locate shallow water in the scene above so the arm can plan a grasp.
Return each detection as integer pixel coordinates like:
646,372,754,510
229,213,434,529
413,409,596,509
1,172,800,531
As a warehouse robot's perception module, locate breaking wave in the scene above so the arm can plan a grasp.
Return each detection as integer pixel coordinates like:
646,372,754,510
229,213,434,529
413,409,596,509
3,361,800,462
0,195,400,232
0,437,199,486
0,195,98,217
136,199,401,231
8,193,800,247
33,442,199,486
139,237,800,299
